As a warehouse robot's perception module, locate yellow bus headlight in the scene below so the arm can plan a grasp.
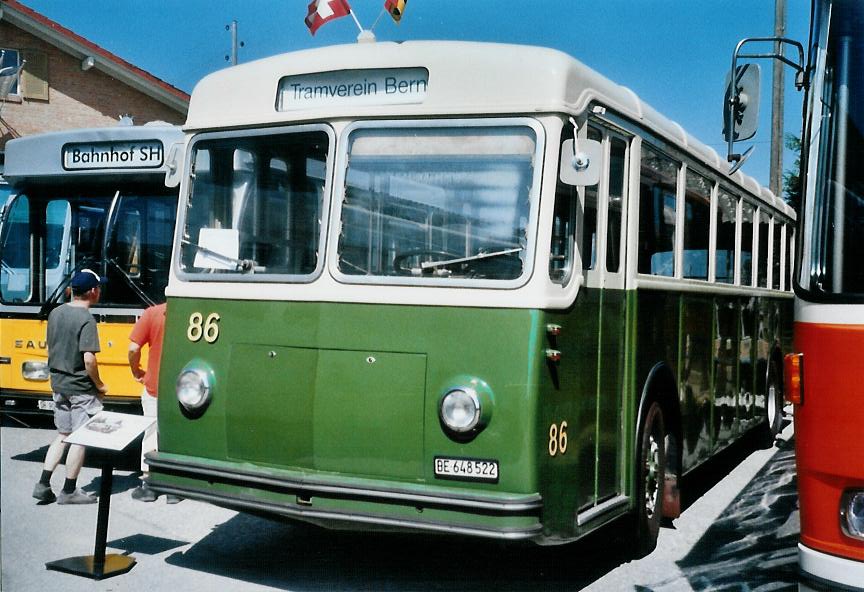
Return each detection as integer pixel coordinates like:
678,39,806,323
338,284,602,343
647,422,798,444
22,361,49,381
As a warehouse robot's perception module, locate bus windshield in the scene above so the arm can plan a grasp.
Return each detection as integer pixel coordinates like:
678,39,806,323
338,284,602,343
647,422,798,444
0,188,176,306
801,0,864,296
179,129,329,279
337,123,538,284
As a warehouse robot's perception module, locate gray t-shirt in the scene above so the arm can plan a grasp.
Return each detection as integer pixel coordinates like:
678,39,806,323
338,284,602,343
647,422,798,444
47,304,101,395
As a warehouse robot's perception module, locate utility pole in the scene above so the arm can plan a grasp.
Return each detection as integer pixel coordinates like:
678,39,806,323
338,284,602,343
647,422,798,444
225,20,244,66
770,0,786,197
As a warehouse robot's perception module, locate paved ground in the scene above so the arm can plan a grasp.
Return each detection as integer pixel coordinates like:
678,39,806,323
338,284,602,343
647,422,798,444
1,418,800,591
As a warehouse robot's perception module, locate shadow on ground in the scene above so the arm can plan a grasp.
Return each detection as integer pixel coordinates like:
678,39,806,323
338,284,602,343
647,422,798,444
165,513,636,591
108,533,190,556
645,436,800,591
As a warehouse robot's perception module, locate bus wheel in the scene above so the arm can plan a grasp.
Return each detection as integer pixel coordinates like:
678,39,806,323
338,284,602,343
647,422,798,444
758,361,783,448
635,401,666,557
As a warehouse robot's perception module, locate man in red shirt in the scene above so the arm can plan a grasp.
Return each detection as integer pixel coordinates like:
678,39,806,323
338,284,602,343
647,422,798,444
128,302,177,502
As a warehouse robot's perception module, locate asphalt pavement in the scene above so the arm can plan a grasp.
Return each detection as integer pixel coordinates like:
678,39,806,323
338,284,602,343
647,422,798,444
1,417,800,591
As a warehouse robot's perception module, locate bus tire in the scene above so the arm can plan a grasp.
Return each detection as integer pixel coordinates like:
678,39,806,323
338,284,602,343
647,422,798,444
758,359,783,448
635,401,666,557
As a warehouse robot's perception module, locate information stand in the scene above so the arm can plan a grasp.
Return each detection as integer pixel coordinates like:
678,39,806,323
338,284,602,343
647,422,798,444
45,411,155,581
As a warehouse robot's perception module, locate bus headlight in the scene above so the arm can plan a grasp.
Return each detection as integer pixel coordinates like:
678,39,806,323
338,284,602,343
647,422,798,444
841,490,864,540
22,361,49,381
440,388,481,433
176,363,213,415
439,379,494,441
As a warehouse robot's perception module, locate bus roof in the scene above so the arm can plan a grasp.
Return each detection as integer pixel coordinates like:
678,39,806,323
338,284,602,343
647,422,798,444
185,41,792,218
4,123,184,188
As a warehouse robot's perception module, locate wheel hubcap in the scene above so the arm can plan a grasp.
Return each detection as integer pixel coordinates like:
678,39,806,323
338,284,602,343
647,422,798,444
768,384,777,426
645,434,660,518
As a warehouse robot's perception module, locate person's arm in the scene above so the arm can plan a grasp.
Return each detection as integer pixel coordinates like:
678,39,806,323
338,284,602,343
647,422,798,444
84,352,108,394
128,342,145,383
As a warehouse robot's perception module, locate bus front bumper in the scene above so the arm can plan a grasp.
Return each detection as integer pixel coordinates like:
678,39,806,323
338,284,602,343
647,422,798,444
0,389,140,415
799,543,864,591
147,453,544,541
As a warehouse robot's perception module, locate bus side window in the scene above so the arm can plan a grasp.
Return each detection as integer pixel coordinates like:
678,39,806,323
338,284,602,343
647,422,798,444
757,209,770,288
113,209,142,277
715,190,738,284
638,145,678,276
786,227,794,291
683,169,711,280
606,137,627,273
772,218,782,290
44,200,72,300
549,181,576,284
582,127,602,271
740,201,755,286
0,195,32,303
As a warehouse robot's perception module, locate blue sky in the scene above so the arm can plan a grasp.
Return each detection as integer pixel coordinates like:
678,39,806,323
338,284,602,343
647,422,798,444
20,0,810,188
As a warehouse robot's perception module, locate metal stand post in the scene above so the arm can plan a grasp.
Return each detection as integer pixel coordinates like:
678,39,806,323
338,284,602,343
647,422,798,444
45,457,136,580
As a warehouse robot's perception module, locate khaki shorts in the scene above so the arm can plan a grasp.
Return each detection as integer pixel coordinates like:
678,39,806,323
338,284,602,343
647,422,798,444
53,392,103,434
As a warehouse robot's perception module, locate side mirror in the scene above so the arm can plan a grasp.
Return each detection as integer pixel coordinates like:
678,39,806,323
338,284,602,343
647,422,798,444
559,138,602,187
164,142,184,188
723,63,761,143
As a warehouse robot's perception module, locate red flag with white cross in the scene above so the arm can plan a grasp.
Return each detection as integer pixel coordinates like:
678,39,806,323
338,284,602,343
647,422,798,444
305,0,352,35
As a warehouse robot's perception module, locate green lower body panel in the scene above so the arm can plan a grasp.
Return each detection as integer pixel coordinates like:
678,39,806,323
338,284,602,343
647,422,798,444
148,452,543,540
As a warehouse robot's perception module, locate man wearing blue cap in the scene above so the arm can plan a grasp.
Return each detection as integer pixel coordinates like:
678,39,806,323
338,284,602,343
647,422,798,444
32,269,108,505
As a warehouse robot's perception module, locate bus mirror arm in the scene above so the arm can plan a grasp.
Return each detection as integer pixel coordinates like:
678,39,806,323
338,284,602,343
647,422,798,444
559,139,602,187
728,145,755,175
723,36,805,168
164,142,184,188
559,117,602,187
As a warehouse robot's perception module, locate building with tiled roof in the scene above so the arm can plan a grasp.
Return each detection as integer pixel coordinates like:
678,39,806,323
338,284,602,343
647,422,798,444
0,0,189,167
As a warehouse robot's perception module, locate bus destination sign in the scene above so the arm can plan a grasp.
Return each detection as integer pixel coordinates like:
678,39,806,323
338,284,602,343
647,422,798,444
63,140,164,170
277,68,429,111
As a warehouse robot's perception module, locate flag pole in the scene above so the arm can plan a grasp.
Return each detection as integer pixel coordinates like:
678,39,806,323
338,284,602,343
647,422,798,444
369,9,386,33
347,9,365,34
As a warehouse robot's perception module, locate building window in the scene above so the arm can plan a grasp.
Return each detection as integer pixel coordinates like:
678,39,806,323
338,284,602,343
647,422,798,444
0,49,22,96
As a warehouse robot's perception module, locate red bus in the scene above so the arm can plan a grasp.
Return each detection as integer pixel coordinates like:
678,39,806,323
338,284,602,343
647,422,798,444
786,0,864,588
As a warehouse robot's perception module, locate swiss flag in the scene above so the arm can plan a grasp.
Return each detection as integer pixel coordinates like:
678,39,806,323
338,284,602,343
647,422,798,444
305,0,351,35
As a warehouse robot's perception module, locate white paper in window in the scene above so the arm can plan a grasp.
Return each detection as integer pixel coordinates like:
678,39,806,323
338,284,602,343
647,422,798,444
193,228,240,270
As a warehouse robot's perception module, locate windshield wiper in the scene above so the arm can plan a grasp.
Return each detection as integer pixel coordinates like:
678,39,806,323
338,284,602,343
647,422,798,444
420,247,524,271
105,258,155,307
39,257,97,317
182,239,256,273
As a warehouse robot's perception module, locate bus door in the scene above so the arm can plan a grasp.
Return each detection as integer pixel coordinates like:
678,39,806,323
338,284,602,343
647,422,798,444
579,126,629,513
595,131,628,503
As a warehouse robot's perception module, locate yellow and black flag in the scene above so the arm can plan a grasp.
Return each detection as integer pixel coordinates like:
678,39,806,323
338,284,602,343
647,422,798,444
384,0,407,23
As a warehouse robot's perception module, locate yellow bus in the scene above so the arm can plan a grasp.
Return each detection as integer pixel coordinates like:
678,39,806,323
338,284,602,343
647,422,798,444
0,123,183,419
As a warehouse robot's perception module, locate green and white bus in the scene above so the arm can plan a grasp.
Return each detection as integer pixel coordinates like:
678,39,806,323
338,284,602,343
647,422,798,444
149,41,795,553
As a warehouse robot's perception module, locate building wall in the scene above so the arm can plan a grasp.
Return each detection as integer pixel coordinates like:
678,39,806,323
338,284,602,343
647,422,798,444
0,20,186,151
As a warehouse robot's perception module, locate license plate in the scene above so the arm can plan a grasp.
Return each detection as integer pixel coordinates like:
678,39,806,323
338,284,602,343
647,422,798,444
37,400,56,411
434,456,499,482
